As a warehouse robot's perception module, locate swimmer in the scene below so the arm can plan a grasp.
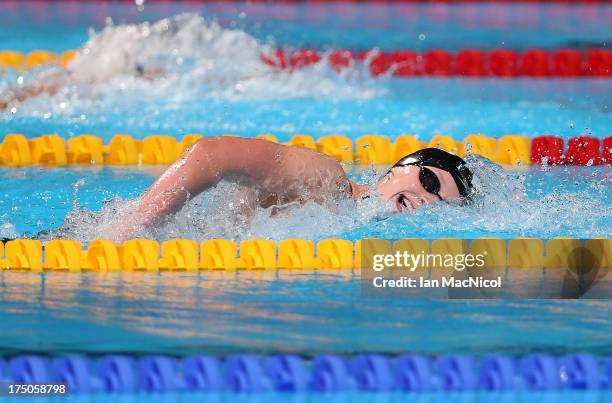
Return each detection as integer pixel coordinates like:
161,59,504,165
0,15,194,111
109,137,473,242
0,15,265,111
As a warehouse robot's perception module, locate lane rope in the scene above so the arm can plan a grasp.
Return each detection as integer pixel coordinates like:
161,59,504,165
1,48,610,77
0,133,609,167
0,237,609,272
0,353,610,394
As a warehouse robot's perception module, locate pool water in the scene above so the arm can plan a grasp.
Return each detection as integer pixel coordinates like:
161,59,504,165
0,2,610,400
1,272,611,356
2,77,610,141
1,2,610,51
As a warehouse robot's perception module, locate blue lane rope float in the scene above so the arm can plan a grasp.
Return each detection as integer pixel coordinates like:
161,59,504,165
0,354,610,394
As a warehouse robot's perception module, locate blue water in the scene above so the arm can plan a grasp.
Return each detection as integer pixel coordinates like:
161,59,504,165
2,78,610,141
1,2,610,51
0,272,610,356
0,4,610,402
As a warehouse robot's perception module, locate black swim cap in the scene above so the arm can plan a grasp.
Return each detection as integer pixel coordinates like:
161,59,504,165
389,148,473,198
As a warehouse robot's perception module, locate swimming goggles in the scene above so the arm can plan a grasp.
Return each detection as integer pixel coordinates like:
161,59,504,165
388,165,443,201
417,166,443,201
389,148,474,199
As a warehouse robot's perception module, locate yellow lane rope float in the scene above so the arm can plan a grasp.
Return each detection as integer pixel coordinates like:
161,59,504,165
0,237,608,272
0,50,75,69
2,133,610,167
0,133,540,167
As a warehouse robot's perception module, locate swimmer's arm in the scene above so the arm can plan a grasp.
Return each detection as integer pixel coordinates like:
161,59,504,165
0,70,67,111
112,136,330,240
0,65,162,111
0,85,49,111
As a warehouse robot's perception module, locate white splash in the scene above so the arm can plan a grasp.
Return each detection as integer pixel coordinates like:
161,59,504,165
69,13,269,85
5,13,381,119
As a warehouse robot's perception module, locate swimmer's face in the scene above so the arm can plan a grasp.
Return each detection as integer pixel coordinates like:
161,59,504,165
375,165,461,213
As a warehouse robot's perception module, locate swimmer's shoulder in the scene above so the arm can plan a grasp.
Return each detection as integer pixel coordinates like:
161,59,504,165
192,137,352,198
280,144,352,198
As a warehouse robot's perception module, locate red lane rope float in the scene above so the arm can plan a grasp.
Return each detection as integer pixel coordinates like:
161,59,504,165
261,48,612,77
2,48,610,77
530,135,611,166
